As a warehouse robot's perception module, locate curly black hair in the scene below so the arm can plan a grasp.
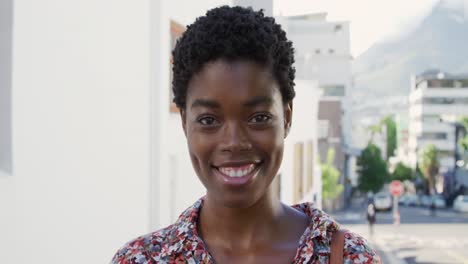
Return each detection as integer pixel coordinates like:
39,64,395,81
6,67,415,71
172,5,296,109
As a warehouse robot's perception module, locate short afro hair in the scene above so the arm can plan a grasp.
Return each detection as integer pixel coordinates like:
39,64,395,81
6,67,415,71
172,5,296,109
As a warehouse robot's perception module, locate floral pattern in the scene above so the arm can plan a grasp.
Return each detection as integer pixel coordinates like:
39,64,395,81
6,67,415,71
111,198,381,263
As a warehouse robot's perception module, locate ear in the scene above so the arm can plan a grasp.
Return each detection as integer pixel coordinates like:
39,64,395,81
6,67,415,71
180,108,187,137
283,101,293,138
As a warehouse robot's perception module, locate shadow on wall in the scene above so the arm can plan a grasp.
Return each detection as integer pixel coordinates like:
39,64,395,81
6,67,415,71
0,0,13,175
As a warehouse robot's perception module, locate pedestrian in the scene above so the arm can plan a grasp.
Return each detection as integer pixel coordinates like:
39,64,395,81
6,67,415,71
111,6,381,263
430,197,436,217
367,203,376,236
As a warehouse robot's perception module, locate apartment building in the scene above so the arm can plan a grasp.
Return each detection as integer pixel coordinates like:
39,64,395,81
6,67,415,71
408,70,468,171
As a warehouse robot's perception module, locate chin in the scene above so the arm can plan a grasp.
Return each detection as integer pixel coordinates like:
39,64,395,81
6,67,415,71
210,190,265,209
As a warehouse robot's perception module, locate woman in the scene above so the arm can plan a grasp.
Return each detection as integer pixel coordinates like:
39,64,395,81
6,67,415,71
112,6,380,263
366,203,376,236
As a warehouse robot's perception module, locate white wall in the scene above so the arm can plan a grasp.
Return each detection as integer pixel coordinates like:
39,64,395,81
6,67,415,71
0,1,154,263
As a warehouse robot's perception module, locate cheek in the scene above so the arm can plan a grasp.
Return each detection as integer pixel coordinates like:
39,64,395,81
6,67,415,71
254,125,284,159
186,130,212,167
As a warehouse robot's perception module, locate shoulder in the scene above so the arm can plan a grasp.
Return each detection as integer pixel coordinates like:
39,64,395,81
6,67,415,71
342,230,381,264
292,203,381,263
111,198,204,263
110,225,174,264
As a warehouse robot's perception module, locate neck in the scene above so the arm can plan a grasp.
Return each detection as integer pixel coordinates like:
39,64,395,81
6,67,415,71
199,191,285,250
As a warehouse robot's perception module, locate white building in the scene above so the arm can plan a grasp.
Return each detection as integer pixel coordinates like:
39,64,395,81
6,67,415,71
408,70,468,171
278,14,352,208
279,13,352,143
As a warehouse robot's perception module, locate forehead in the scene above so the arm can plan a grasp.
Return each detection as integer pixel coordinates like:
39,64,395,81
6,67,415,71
186,60,281,105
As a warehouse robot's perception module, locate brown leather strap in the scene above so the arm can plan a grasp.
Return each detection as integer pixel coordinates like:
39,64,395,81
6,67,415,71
330,228,346,264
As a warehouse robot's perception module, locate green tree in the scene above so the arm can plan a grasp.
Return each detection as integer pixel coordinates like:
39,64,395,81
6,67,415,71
391,162,413,182
383,115,397,160
321,148,344,200
460,136,468,152
459,116,468,152
357,143,389,193
367,115,397,160
419,144,439,194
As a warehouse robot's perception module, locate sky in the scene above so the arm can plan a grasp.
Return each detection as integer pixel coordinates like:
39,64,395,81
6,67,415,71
274,0,468,57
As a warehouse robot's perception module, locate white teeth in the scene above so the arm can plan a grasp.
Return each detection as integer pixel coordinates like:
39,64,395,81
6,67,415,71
219,164,256,178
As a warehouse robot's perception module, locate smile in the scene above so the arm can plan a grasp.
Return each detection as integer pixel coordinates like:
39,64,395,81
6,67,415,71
218,164,256,178
212,162,262,186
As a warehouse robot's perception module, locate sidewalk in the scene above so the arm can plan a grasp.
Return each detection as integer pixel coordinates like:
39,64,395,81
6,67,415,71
330,199,407,264
368,235,407,264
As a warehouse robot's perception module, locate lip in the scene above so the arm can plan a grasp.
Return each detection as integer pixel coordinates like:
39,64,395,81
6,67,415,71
212,161,262,186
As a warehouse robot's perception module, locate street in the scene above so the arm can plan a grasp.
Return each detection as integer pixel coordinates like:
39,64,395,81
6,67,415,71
331,202,468,264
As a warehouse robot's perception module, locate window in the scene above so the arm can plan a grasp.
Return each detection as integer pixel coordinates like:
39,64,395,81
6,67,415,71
318,120,329,139
293,143,304,203
328,49,334,54
169,20,186,113
321,85,345,96
334,24,342,32
422,97,468,105
305,141,314,192
422,114,441,123
315,49,321,54
427,79,468,88
420,132,447,140
0,0,13,175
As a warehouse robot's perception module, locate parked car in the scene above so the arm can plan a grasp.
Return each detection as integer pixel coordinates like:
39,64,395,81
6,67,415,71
432,195,446,209
420,194,446,208
398,195,408,205
453,195,468,213
373,192,392,211
404,194,420,206
420,195,432,207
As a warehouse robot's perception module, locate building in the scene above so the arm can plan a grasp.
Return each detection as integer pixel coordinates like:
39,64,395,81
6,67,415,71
278,80,322,207
278,13,352,209
408,70,468,173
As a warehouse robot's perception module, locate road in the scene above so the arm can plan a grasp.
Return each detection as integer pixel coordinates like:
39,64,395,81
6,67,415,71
331,202,468,264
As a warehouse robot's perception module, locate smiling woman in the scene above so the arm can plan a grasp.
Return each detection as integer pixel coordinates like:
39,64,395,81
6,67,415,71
111,6,380,264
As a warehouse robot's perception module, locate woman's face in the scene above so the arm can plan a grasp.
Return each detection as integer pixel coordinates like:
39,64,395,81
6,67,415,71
181,59,292,208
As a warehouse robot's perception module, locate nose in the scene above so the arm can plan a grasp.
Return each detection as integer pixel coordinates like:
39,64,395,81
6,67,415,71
219,121,252,152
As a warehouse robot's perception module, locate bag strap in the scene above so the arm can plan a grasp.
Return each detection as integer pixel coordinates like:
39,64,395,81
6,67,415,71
330,228,346,264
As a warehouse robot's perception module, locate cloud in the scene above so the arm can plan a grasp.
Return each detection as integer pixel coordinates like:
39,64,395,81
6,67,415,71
439,0,468,17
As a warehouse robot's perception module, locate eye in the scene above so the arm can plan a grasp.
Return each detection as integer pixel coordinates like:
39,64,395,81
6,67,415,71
249,114,272,124
197,116,220,126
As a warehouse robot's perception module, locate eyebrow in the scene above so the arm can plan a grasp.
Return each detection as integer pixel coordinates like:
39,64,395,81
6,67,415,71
190,99,221,110
243,96,273,107
190,96,273,110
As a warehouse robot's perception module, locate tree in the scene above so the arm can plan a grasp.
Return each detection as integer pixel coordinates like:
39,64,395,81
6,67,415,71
391,162,413,182
459,116,468,152
367,115,397,160
419,144,439,194
357,143,389,193
321,148,344,200
383,115,397,160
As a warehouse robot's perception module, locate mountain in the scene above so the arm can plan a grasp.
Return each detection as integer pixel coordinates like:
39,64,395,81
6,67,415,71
353,0,468,101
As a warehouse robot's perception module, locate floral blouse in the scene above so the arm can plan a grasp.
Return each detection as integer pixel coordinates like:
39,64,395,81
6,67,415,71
111,198,381,263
